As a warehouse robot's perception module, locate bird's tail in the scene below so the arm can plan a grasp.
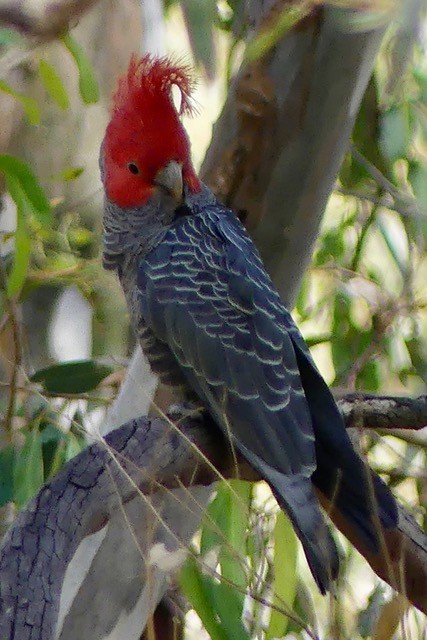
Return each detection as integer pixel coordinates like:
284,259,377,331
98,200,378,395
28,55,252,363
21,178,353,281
291,337,398,550
312,441,397,551
265,467,339,594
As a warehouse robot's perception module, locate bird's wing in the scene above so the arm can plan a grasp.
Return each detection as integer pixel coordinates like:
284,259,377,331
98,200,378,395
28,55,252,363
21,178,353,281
137,208,316,478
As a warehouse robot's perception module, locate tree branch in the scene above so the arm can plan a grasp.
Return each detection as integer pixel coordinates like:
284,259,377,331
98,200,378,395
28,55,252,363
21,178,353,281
337,392,427,431
0,0,101,39
1,394,427,640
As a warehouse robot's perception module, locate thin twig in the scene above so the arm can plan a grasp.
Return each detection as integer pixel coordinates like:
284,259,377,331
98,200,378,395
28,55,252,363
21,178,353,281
336,186,427,219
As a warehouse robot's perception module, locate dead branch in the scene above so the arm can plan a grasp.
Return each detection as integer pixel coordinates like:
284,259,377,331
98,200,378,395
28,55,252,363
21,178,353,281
0,0,101,38
337,392,427,432
1,393,427,640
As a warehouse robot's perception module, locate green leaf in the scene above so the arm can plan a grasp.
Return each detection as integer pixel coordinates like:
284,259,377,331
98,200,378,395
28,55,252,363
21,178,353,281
65,432,85,461
5,176,32,298
266,511,298,639
201,481,250,596
40,424,67,478
376,215,409,277
51,166,84,182
379,105,411,163
180,556,230,640
181,0,217,78
0,154,51,223
31,359,113,394
38,59,70,110
218,481,250,594
0,28,23,47
245,5,310,62
0,444,15,507
414,68,427,104
408,162,427,211
205,580,251,640
0,79,40,125
14,426,44,507
61,34,99,104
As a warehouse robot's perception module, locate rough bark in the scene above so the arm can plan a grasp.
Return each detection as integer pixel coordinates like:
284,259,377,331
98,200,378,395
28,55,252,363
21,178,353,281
1,394,427,640
0,408,225,640
338,392,427,432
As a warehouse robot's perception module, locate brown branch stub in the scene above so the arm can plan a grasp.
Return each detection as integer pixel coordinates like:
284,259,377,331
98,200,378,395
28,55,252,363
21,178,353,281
337,392,427,432
0,0,102,39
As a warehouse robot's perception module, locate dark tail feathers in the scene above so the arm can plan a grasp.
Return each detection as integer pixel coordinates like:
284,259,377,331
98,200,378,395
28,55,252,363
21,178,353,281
291,336,398,551
270,471,340,594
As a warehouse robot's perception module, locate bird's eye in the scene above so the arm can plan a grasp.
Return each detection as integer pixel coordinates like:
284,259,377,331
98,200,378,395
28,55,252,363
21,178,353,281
127,162,140,175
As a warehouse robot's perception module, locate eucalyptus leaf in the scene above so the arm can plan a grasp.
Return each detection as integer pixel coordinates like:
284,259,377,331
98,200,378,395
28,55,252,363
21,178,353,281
266,511,298,640
38,59,70,110
0,444,15,507
31,360,114,394
0,80,40,125
205,580,251,640
4,175,32,299
14,427,44,508
0,154,51,223
180,556,230,640
62,34,99,104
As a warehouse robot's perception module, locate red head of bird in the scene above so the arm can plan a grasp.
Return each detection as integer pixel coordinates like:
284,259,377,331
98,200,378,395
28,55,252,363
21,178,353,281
103,54,201,209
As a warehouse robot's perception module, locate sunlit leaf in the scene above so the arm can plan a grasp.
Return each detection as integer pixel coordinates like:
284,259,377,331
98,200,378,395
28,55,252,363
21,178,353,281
38,59,70,110
14,426,44,507
61,34,99,104
201,480,250,609
245,5,310,62
65,432,85,461
266,511,298,640
0,154,51,223
180,556,229,640
51,167,84,182
31,360,114,394
5,175,32,298
376,214,409,277
0,80,40,125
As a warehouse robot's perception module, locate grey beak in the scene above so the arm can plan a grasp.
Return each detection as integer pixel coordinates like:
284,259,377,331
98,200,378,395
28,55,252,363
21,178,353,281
154,161,184,206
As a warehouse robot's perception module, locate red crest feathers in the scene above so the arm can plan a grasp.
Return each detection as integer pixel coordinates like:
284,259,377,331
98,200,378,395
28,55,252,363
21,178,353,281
103,54,201,208
112,54,197,118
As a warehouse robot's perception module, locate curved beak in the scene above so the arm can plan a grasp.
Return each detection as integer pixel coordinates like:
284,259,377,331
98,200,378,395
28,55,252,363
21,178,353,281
154,160,184,206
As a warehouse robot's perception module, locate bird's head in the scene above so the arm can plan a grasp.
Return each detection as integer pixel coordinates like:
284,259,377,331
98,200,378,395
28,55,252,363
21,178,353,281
100,55,202,269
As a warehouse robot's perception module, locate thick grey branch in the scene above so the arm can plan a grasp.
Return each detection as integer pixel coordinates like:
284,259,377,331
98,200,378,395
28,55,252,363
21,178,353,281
1,393,427,640
0,409,223,640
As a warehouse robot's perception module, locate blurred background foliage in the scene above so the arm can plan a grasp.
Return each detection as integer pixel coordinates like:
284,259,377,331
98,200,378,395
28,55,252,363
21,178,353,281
0,1,426,639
